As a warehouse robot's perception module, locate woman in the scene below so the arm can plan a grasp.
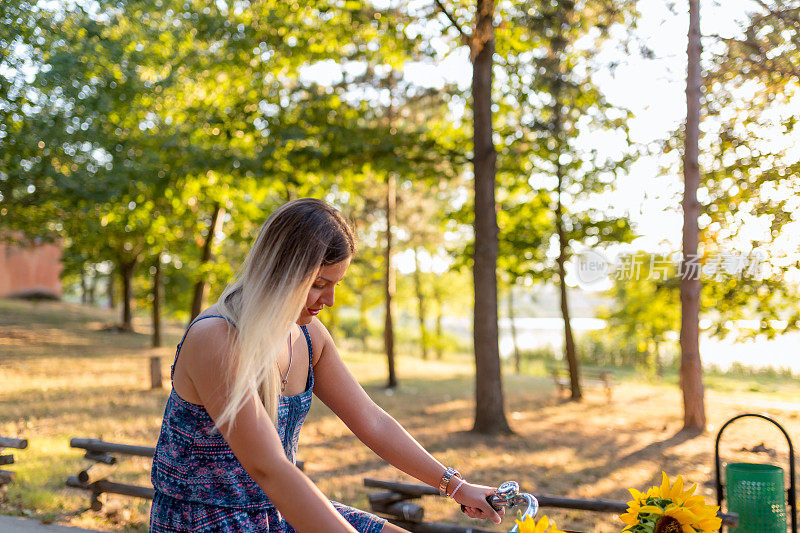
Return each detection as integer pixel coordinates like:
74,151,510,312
150,198,504,532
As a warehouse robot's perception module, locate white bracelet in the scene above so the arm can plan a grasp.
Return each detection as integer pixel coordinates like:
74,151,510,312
450,478,465,499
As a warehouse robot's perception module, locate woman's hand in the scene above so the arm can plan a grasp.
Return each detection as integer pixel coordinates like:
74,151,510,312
453,481,504,524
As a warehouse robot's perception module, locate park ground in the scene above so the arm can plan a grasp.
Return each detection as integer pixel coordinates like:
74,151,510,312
1,298,799,532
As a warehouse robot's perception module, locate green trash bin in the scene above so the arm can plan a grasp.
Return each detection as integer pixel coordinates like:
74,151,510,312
726,463,787,532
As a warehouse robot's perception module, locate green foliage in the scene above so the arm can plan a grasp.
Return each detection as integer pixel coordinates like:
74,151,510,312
518,345,558,363
579,329,675,371
716,361,796,380
4,0,466,329
657,0,800,341
5,0,795,377
597,251,681,374
496,0,639,287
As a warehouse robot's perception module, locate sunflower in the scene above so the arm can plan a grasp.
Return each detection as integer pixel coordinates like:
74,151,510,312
515,514,565,533
619,472,722,533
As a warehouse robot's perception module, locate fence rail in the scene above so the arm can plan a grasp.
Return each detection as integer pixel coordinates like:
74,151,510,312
65,437,304,511
363,478,496,533
70,438,155,458
0,435,27,487
0,437,28,450
66,438,156,511
363,478,739,529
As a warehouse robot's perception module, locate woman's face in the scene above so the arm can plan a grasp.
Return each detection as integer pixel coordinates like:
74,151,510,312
297,258,351,325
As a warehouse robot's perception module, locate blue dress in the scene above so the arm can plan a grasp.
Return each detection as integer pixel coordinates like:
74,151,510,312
150,315,386,532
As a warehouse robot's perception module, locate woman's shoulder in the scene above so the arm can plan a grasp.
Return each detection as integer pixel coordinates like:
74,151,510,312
188,304,235,332
173,313,236,400
189,315,235,335
181,314,236,362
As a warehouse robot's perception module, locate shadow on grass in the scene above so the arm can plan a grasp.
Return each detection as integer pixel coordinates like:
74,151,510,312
304,375,658,498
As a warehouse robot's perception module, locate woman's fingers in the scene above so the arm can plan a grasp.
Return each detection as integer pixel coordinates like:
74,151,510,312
485,507,501,523
458,484,505,523
463,506,481,519
465,505,498,523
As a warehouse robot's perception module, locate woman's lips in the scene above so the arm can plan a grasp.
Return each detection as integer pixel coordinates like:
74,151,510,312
307,307,321,316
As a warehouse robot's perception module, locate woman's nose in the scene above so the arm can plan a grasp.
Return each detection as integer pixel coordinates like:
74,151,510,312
319,286,335,307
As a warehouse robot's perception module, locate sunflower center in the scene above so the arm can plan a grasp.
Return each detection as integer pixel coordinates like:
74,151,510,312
654,515,682,533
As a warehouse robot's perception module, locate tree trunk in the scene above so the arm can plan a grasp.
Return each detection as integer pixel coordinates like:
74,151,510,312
149,357,163,390
507,288,521,374
80,271,88,304
86,273,96,305
471,0,510,434
152,254,162,348
151,254,164,388
546,21,582,401
190,202,224,321
680,0,706,432
654,339,664,377
384,172,398,389
433,282,444,360
556,169,583,400
119,260,136,332
556,162,582,401
107,267,116,310
413,248,428,360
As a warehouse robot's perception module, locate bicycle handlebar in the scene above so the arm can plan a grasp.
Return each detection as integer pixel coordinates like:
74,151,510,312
461,481,539,533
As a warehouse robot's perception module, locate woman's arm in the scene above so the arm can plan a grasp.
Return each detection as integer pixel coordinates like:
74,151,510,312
310,320,503,523
177,319,358,533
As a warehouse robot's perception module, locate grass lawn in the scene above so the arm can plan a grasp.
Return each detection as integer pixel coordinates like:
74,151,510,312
2,298,800,532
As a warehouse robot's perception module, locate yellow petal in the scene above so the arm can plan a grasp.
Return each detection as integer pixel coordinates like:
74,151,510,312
680,482,698,500
696,516,723,531
671,475,684,500
683,495,705,507
628,487,644,501
666,507,697,523
660,471,671,495
640,505,665,514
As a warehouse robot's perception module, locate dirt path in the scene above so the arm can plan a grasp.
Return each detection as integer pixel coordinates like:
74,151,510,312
710,391,800,412
0,515,100,533
4,299,800,531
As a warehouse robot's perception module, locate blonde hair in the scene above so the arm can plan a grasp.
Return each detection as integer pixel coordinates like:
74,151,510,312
215,198,355,430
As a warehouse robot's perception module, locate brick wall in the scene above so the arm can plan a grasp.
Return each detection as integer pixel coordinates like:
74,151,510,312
0,238,63,298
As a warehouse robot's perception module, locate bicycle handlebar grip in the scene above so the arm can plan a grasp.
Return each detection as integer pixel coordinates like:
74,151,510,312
460,494,502,514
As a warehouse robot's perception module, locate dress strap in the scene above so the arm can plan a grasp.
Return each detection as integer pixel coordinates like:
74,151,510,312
299,324,313,366
172,314,236,379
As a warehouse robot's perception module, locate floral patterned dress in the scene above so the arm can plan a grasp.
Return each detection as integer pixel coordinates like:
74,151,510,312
150,315,386,532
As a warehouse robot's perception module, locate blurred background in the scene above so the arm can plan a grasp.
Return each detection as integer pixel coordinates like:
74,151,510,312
1,0,799,530
2,0,797,380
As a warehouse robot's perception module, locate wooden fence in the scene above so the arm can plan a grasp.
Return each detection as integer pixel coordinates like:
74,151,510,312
0,436,28,487
363,478,739,531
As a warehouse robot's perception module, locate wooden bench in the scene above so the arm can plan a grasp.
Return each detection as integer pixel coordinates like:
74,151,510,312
548,366,614,401
0,436,28,487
